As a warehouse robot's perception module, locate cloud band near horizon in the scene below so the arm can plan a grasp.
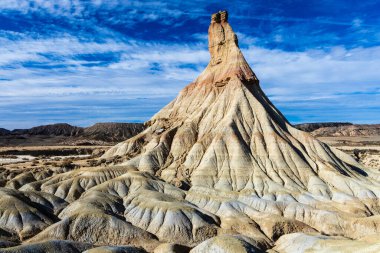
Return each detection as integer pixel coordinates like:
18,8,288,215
0,0,379,129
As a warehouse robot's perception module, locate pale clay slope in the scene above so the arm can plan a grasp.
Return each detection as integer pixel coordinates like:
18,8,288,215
0,10,380,253
190,235,263,253
102,9,380,246
272,232,380,253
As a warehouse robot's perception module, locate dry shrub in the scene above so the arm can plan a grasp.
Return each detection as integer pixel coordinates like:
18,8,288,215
87,159,98,167
112,155,123,164
61,159,76,169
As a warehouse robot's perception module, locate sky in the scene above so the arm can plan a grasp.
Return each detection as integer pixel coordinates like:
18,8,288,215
0,0,379,129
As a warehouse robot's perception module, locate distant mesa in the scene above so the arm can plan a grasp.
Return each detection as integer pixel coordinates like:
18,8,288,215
0,122,145,145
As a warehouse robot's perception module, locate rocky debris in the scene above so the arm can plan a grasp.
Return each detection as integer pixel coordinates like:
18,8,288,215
358,151,380,169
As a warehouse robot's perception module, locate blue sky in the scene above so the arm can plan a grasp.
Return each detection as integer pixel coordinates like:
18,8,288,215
0,0,379,129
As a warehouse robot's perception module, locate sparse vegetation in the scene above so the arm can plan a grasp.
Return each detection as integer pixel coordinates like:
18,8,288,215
43,161,52,166
50,162,58,167
87,159,98,167
61,159,76,170
353,149,360,160
98,158,107,166
31,158,39,166
112,155,123,164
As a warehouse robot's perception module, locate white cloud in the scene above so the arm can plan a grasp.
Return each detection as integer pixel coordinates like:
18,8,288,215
0,30,379,128
243,45,380,88
0,34,210,99
1,33,380,100
352,18,363,28
0,0,187,21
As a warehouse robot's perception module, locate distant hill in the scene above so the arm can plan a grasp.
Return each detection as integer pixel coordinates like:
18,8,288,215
0,128,11,136
294,122,353,132
0,122,145,145
82,123,145,142
295,122,380,137
12,123,83,136
1,122,379,146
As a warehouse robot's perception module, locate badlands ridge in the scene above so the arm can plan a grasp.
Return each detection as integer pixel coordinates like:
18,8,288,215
0,11,380,253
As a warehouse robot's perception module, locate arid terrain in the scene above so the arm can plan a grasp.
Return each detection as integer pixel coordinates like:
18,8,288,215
0,11,379,253
296,123,380,170
2,123,379,170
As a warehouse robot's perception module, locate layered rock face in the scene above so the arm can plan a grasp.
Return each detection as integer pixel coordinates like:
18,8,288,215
1,11,380,253
102,10,380,250
104,11,380,201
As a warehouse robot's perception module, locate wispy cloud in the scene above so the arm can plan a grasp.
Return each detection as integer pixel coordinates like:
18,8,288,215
1,31,379,127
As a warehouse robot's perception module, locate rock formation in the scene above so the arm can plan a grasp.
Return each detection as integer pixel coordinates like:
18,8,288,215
103,10,380,210
0,10,380,252
102,9,380,250
295,122,353,133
